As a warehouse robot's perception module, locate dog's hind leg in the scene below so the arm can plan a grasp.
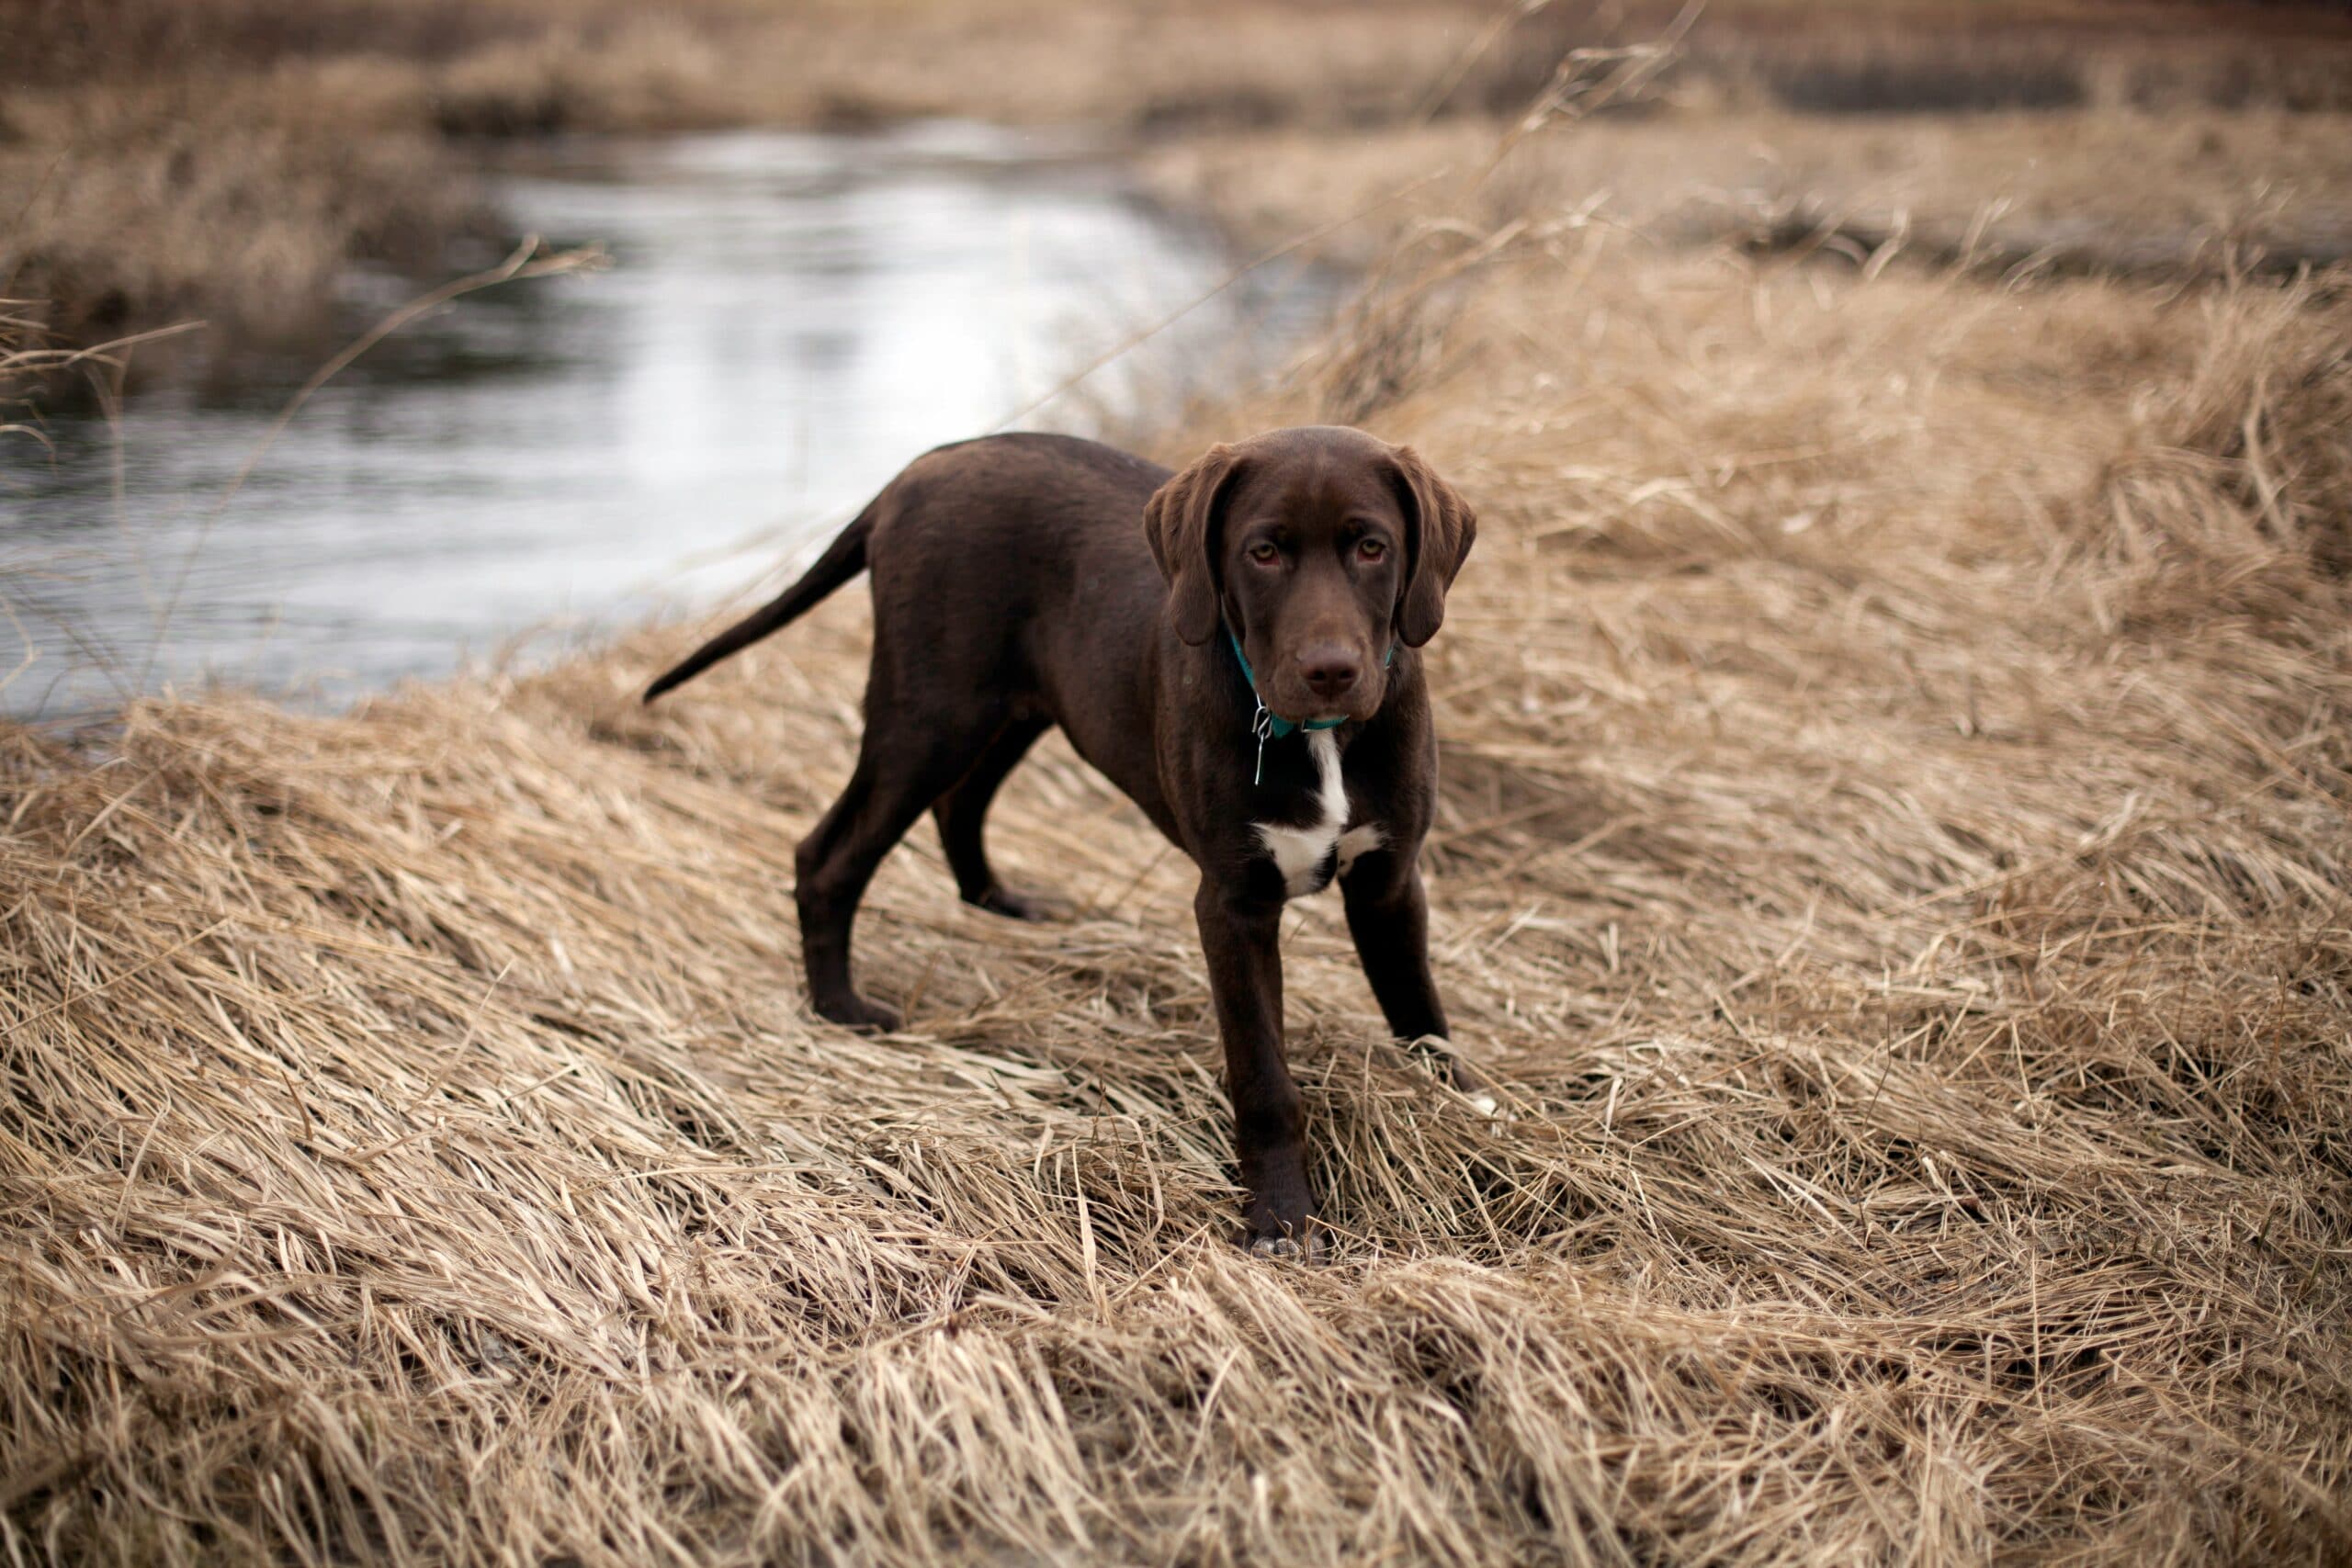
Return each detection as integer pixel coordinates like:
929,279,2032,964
796,724,992,1033
933,716,1070,922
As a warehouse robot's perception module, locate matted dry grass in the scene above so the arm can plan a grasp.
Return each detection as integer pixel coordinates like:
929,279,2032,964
6,195,2352,1562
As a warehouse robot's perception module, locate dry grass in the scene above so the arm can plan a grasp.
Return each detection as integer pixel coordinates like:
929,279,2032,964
8,0,2352,359
6,128,2352,1560
1141,104,2352,282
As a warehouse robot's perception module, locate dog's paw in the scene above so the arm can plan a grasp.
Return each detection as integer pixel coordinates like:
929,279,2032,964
1405,1033,1487,1089
1246,1230,1329,1264
1242,1214,1326,1263
814,994,903,1034
972,886,1074,923
1406,1035,1510,1122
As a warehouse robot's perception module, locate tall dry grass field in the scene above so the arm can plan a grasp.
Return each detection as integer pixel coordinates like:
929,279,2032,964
6,183,2351,1560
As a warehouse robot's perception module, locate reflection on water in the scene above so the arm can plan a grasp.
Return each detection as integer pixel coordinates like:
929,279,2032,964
1,124,1327,718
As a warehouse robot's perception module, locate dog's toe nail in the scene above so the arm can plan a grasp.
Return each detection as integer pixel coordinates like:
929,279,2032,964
1250,1235,1302,1259
1467,1091,1500,1119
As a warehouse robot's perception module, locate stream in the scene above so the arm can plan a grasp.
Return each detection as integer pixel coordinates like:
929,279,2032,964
1,122,1329,718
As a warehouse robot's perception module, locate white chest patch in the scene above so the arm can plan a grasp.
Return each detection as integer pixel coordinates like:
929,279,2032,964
1336,822,1386,874
1254,730,1351,897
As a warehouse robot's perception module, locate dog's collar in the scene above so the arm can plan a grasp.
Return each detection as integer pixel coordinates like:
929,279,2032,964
1226,625,1397,785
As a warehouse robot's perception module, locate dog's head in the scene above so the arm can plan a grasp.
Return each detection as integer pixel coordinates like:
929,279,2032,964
1143,425,1476,725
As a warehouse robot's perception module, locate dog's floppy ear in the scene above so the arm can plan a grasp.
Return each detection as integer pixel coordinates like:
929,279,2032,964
1389,444,1477,648
1142,443,1244,646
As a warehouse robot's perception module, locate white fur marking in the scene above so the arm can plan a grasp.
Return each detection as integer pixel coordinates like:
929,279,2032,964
1336,822,1385,875
1254,730,1349,897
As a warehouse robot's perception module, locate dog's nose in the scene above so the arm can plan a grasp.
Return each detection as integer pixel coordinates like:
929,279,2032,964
1300,649,1362,703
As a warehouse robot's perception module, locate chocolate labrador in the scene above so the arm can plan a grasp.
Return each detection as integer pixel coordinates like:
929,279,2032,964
644,425,1479,1254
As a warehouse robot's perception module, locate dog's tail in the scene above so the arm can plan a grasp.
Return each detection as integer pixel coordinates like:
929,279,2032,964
642,502,876,703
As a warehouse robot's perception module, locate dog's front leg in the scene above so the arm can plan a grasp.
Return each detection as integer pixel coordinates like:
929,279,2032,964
1193,879,1315,1256
1342,852,1490,1098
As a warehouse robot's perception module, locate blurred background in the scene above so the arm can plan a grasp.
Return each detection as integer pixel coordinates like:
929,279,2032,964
4,0,2348,718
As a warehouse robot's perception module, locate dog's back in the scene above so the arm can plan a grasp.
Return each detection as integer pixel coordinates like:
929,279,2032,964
869,434,1171,715
644,433,1166,705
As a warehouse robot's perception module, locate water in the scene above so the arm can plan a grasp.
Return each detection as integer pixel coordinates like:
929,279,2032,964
0,124,1328,719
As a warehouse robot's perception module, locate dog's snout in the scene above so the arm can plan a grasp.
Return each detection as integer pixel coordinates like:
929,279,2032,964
1300,647,1363,703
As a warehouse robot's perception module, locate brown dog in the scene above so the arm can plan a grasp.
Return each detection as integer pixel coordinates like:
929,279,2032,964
645,425,1478,1253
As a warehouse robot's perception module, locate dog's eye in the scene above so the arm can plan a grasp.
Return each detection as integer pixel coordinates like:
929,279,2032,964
1356,537,1387,562
1248,542,1281,565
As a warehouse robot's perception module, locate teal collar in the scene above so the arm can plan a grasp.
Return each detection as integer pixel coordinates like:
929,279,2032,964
1227,626,1397,785
1227,626,1346,739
